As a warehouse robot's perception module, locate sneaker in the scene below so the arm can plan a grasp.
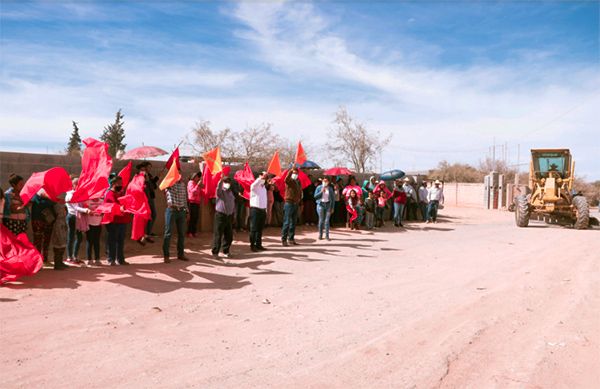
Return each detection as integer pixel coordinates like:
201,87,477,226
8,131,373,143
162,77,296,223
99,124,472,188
224,252,232,259
425,220,430,224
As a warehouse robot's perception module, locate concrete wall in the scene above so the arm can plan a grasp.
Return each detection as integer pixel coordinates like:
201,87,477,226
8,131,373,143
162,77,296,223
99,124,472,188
443,182,485,208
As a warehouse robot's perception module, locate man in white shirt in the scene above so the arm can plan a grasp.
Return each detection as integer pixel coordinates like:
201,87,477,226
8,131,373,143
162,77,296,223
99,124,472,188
249,171,269,252
417,181,429,222
426,180,445,223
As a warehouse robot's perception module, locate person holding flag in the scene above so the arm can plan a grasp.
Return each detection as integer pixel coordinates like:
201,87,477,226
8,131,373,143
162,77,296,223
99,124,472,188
160,154,188,263
249,171,269,252
281,167,302,246
212,176,236,259
103,174,131,266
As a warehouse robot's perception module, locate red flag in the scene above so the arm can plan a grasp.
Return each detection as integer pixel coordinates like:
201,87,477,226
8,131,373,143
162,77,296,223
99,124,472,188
233,162,254,200
20,167,73,206
70,138,113,202
294,141,307,166
267,151,282,176
165,147,181,170
119,173,150,240
118,161,133,189
0,224,43,283
200,164,230,204
273,168,311,195
203,147,223,174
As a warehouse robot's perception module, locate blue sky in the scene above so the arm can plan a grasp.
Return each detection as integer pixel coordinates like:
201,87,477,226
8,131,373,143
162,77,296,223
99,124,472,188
1,0,599,178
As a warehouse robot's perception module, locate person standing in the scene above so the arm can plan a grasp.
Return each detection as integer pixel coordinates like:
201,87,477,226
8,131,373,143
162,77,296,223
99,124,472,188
426,180,445,223
104,176,131,266
50,201,69,270
314,176,335,240
3,174,28,236
418,181,429,222
163,172,189,263
138,162,159,237
65,177,90,264
302,178,318,226
232,180,246,232
249,172,269,252
31,190,56,264
392,180,407,227
84,197,103,266
187,171,203,238
364,191,376,230
402,178,418,221
281,168,302,246
212,177,236,259
266,179,275,226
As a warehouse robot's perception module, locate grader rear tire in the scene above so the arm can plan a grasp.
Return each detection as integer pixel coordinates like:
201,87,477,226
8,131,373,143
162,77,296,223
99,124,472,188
573,196,589,230
515,195,530,227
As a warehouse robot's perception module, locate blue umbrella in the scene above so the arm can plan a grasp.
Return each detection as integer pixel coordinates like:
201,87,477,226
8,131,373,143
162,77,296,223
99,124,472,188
290,160,321,169
379,169,405,181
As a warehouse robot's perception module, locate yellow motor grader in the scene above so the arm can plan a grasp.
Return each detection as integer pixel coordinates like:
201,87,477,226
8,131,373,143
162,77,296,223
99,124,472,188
514,149,590,229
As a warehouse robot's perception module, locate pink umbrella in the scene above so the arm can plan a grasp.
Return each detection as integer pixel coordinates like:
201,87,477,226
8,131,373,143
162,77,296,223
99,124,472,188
324,167,355,176
120,146,168,160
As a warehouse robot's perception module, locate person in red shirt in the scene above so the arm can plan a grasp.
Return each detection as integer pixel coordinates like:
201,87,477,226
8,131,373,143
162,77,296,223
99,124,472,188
187,171,203,238
104,175,131,266
392,179,407,227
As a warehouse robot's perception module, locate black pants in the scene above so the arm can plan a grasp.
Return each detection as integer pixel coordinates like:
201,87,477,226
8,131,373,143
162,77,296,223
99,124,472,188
188,203,200,234
249,207,266,248
404,199,418,221
86,225,101,260
212,212,233,255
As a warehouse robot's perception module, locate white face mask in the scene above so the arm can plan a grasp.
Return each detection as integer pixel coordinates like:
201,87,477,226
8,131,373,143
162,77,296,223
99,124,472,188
291,173,298,180
223,183,231,190
323,182,329,186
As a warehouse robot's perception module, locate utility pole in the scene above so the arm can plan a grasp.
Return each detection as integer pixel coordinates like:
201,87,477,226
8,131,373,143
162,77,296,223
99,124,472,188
515,143,520,185
492,137,496,171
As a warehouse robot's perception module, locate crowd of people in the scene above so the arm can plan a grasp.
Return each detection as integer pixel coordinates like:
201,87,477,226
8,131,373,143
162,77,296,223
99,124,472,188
1,162,446,273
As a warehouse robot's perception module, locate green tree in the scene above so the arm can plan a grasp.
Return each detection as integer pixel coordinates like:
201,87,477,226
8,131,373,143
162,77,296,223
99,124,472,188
66,121,82,155
101,109,127,158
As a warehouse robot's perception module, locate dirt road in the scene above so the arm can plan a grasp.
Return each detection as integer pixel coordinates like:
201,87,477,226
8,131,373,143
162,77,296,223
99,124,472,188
1,207,599,388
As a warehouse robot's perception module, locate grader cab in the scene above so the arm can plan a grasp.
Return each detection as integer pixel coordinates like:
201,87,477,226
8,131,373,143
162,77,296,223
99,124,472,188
514,149,589,229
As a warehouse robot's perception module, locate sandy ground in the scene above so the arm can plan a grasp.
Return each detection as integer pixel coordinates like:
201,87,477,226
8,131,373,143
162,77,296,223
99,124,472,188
1,206,599,388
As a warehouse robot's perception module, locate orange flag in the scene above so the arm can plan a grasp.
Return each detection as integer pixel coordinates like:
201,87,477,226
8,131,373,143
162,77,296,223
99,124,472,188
295,141,307,166
267,150,282,176
159,160,181,190
203,146,223,174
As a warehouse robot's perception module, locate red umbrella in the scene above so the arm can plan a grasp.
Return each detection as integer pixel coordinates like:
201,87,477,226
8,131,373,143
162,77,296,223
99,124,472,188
324,167,355,176
120,146,168,160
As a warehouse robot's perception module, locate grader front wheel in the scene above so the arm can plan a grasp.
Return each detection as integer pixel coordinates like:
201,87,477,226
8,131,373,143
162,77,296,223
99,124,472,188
573,196,589,230
515,195,530,227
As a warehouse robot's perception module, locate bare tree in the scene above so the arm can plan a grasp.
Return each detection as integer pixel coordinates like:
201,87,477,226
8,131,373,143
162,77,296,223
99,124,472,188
328,107,389,173
238,123,279,165
187,120,236,158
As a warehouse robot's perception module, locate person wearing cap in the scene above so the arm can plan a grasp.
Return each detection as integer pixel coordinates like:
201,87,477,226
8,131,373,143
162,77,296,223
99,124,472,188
418,181,429,221
281,167,302,246
314,176,335,240
402,177,418,221
163,169,189,263
249,171,269,252
426,180,445,223
212,176,236,259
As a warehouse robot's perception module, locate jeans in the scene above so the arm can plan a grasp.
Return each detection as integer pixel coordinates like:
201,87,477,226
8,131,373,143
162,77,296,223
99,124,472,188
86,224,101,260
393,202,405,226
317,203,332,238
375,207,385,226
281,202,299,241
146,197,156,235
419,202,428,221
66,213,82,259
365,212,374,229
188,202,200,235
106,223,126,263
427,200,440,222
163,208,187,258
249,207,267,248
212,212,233,254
